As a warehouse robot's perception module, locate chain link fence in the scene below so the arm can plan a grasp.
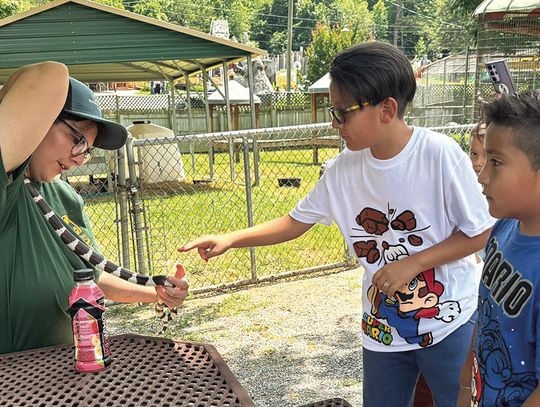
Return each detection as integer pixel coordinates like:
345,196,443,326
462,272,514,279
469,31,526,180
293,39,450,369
62,123,474,293
411,50,477,127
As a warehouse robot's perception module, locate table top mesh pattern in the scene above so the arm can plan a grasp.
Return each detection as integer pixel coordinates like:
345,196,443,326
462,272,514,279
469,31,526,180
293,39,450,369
0,334,255,407
298,398,353,407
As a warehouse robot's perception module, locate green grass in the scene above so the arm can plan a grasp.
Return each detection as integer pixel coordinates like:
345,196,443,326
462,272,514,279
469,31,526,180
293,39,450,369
84,147,348,289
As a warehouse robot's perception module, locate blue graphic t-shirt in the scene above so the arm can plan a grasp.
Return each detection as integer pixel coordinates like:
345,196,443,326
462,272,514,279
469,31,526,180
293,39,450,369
472,218,540,406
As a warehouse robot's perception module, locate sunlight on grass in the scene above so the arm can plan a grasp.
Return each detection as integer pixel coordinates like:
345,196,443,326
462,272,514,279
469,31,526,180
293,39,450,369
85,147,349,289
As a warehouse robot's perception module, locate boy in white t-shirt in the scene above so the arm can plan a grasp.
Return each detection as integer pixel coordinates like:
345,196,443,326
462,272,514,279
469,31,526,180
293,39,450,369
179,42,494,406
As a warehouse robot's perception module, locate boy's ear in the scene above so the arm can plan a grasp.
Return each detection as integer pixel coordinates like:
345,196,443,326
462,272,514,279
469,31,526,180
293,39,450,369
379,97,399,124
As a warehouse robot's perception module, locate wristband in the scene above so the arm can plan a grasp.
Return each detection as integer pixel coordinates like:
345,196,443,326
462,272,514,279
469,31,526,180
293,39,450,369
459,384,471,390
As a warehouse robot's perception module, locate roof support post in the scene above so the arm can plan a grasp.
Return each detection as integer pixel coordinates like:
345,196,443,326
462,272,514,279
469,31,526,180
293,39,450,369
286,0,294,92
246,54,259,186
168,78,177,133
194,61,230,133
246,55,257,129
184,73,193,133
201,69,212,133
222,60,232,131
172,62,193,134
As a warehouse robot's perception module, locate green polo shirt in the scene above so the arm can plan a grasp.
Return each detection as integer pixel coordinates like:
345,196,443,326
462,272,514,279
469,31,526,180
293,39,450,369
0,154,99,354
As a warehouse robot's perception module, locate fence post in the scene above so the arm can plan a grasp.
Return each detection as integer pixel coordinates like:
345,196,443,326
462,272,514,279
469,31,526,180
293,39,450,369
242,138,257,281
116,146,131,269
125,137,148,275
228,135,236,182
167,81,177,132
184,73,193,133
189,142,196,178
208,144,215,180
462,47,470,121
311,93,319,165
223,60,232,131
270,93,277,127
247,56,260,186
115,94,121,125
202,69,212,133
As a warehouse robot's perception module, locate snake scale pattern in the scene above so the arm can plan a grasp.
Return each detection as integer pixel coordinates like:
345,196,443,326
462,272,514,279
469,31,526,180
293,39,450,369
24,178,177,331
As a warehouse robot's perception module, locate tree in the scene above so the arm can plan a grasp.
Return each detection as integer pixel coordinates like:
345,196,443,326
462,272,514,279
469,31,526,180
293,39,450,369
0,0,31,19
133,0,168,20
414,36,427,57
305,23,355,83
250,0,289,51
268,31,288,54
442,0,484,47
294,0,336,50
166,0,216,32
221,0,265,41
94,0,125,9
371,0,388,41
334,0,373,34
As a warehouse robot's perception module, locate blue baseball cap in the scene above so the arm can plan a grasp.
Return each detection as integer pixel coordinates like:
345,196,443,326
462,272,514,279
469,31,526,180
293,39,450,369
62,77,128,150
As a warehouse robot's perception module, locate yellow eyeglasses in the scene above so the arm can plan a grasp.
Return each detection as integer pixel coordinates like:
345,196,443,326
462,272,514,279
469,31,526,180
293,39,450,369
327,101,370,124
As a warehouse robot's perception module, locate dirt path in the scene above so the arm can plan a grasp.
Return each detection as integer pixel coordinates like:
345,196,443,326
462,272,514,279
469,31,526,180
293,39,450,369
107,267,363,406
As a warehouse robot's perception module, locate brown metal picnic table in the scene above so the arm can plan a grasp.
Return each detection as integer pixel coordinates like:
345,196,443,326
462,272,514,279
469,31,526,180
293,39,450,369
297,398,353,407
0,334,256,406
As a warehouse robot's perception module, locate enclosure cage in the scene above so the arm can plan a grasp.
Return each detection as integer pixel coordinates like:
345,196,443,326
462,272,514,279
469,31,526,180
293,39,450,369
410,50,478,127
474,0,540,117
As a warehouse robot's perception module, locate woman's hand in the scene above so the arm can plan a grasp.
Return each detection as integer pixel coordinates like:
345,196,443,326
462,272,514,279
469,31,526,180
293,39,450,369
155,263,189,308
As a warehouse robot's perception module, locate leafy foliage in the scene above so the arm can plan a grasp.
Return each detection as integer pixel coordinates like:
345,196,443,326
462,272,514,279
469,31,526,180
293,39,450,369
372,0,389,41
94,0,125,8
305,24,353,83
305,0,379,83
133,0,167,20
0,0,31,18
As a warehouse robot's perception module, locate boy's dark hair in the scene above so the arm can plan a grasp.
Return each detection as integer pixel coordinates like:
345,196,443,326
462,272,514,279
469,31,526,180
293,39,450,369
483,91,540,170
329,41,416,118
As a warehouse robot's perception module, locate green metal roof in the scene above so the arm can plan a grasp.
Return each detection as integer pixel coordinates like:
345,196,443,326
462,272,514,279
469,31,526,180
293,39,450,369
0,0,266,83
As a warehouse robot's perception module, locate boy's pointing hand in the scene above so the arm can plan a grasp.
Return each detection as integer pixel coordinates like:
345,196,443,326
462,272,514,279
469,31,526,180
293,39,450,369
179,235,232,261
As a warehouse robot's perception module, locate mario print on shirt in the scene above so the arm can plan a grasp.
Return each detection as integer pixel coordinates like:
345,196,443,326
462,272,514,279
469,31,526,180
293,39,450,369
354,205,461,347
472,300,536,406
367,268,460,346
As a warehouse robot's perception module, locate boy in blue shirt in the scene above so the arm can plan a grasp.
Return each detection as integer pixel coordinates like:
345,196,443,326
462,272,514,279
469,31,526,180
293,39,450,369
459,90,540,406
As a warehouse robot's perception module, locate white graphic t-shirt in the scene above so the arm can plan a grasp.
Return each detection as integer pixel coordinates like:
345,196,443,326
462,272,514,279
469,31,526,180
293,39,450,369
290,127,495,352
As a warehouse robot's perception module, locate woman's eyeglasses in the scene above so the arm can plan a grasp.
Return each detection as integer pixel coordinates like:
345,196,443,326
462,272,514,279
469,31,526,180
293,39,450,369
59,119,93,163
327,101,370,124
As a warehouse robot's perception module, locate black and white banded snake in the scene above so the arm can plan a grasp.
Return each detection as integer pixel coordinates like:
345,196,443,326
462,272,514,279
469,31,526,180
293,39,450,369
24,178,177,332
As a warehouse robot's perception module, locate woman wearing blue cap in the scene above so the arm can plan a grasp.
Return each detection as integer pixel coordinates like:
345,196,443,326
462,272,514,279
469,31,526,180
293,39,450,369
0,61,189,354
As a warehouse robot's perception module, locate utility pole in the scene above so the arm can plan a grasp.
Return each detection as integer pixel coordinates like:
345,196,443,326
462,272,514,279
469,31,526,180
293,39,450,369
286,0,294,93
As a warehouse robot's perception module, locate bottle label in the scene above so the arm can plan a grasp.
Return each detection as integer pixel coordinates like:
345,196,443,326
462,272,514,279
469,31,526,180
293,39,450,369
70,297,112,372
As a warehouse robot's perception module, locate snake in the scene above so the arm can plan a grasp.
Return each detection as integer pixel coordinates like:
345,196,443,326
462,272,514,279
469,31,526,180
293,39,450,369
24,178,177,332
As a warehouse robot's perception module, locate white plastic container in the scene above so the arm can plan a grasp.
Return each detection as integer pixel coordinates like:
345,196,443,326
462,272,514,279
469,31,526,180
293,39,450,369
127,121,185,183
